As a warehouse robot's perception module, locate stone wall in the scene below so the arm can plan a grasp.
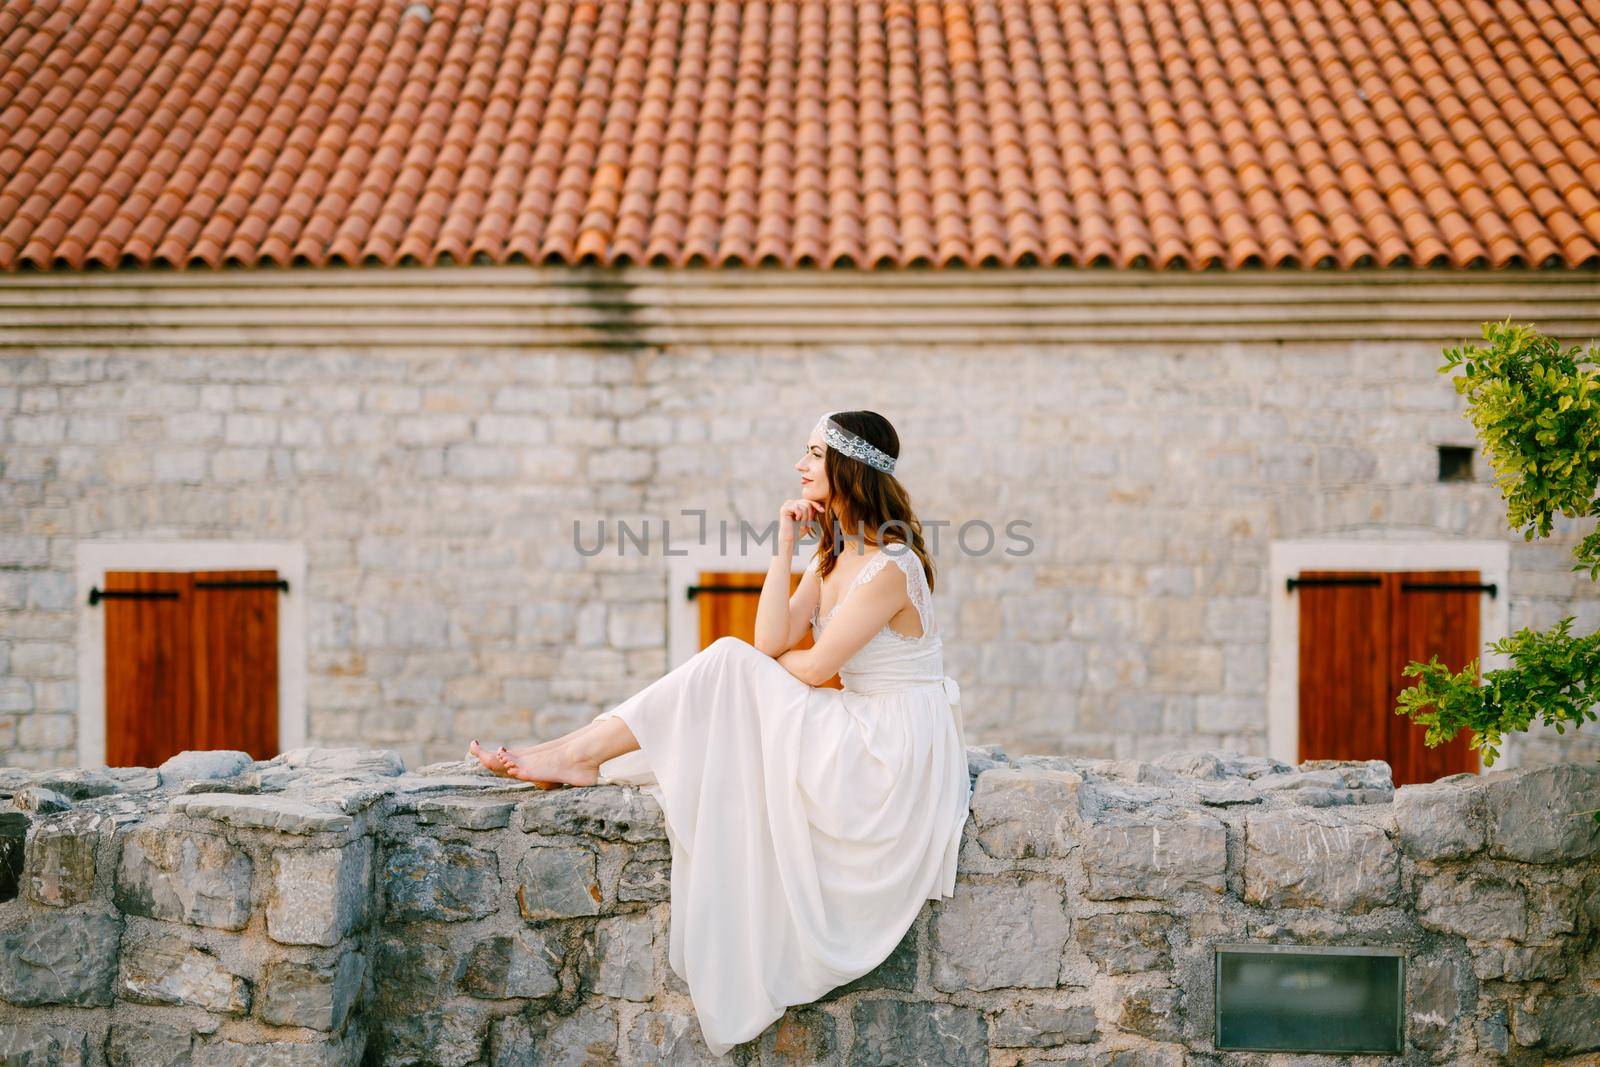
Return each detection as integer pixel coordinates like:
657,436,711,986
5,270,1600,773
1,745,1597,1065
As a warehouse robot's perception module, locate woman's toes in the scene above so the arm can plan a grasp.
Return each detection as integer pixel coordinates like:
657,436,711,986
469,740,511,775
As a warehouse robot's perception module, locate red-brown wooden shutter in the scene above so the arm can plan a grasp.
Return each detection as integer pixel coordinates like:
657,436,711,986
1297,569,1480,786
695,570,842,689
104,569,281,766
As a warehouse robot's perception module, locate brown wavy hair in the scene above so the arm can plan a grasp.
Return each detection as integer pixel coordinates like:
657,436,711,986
812,410,935,593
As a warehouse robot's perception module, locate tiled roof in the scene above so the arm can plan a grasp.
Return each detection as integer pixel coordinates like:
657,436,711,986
1,2,1598,273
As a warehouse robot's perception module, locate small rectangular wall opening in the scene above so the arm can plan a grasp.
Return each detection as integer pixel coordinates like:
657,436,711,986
1214,943,1405,1054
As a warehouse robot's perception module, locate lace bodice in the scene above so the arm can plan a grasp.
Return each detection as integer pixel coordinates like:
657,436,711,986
807,546,947,697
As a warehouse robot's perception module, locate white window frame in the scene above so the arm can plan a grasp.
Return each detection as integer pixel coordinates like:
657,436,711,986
1268,539,1511,771
74,541,307,768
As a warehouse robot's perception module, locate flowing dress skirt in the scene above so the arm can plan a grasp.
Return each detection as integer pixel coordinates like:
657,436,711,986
589,635,970,1056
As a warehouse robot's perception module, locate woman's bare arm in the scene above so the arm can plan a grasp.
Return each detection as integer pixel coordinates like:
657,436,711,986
777,559,907,686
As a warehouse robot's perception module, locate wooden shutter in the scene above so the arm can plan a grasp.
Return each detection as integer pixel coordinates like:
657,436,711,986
1296,569,1480,786
695,570,842,689
104,569,281,766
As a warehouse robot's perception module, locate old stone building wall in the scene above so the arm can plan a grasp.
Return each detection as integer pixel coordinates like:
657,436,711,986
4,268,1600,772
0,745,1597,1064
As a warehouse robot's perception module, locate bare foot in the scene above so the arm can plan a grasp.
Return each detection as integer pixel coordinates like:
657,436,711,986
468,740,515,776
503,743,602,789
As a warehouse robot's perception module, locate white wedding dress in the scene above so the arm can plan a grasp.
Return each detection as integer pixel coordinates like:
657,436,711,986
589,544,971,1056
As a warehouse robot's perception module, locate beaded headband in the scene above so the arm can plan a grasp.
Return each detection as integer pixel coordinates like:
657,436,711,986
814,411,897,474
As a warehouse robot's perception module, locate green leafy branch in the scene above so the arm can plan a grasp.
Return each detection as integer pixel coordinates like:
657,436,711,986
1391,319,1600,818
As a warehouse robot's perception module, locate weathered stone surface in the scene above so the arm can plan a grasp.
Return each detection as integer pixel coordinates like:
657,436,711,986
374,930,458,1013
1533,994,1600,1055
383,836,501,922
0,911,121,1006
1417,870,1528,941
584,911,656,1001
931,876,1072,991
1118,983,1183,1042
1394,777,1486,860
32,768,122,800
751,1007,840,1064
158,749,254,787
114,821,252,929
515,845,601,920
618,1008,727,1064
373,1003,491,1067
0,747,1595,1065
990,1002,1098,1047
1483,763,1600,863
13,784,73,813
170,792,353,835
462,927,562,1000
970,767,1082,859
106,1019,196,1067
0,1023,90,1066
415,795,516,829
617,843,669,902
1243,808,1399,912
272,746,406,776
194,1028,365,1067
25,809,101,906
1253,760,1394,806
259,949,366,1030
1076,911,1172,974
519,786,665,842
819,920,918,1001
120,930,250,1014
508,1002,619,1067
1153,750,1291,780
1407,957,1464,1051
849,1000,989,1065
267,837,373,946
1079,810,1227,900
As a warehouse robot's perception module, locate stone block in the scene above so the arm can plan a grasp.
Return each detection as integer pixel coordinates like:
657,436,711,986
1079,810,1227,900
582,911,656,1002
990,1002,1098,1047
373,930,458,1014
849,1000,989,1065
259,949,366,1030
372,1003,491,1067
461,927,562,1000
193,1028,365,1067
750,1007,841,1064
1483,764,1600,863
383,836,501,922
931,876,1072,992
0,1023,90,1066
617,842,669,902
170,793,353,835
272,746,406,776
119,929,250,1014
1417,870,1527,941
1406,956,1464,1051
1118,982,1183,1042
415,796,516,829
114,821,253,930
26,809,101,906
1533,993,1600,1055
106,1020,195,1067
1243,808,1399,912
157,749,253,787
606,1009,717,1063
518,786,665,842
1076,911,1172,974
970,767,1082,859
1254,760,1394,807
515,845,601,921
0,911,121,1006
1394,778,1485,860
504,1002,619,1067
267,837,372,946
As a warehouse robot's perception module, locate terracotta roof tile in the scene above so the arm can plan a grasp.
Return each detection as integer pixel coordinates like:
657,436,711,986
2,0,1598,272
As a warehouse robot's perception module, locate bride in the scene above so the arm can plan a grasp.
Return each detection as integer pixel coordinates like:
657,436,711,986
467,409,971,1056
